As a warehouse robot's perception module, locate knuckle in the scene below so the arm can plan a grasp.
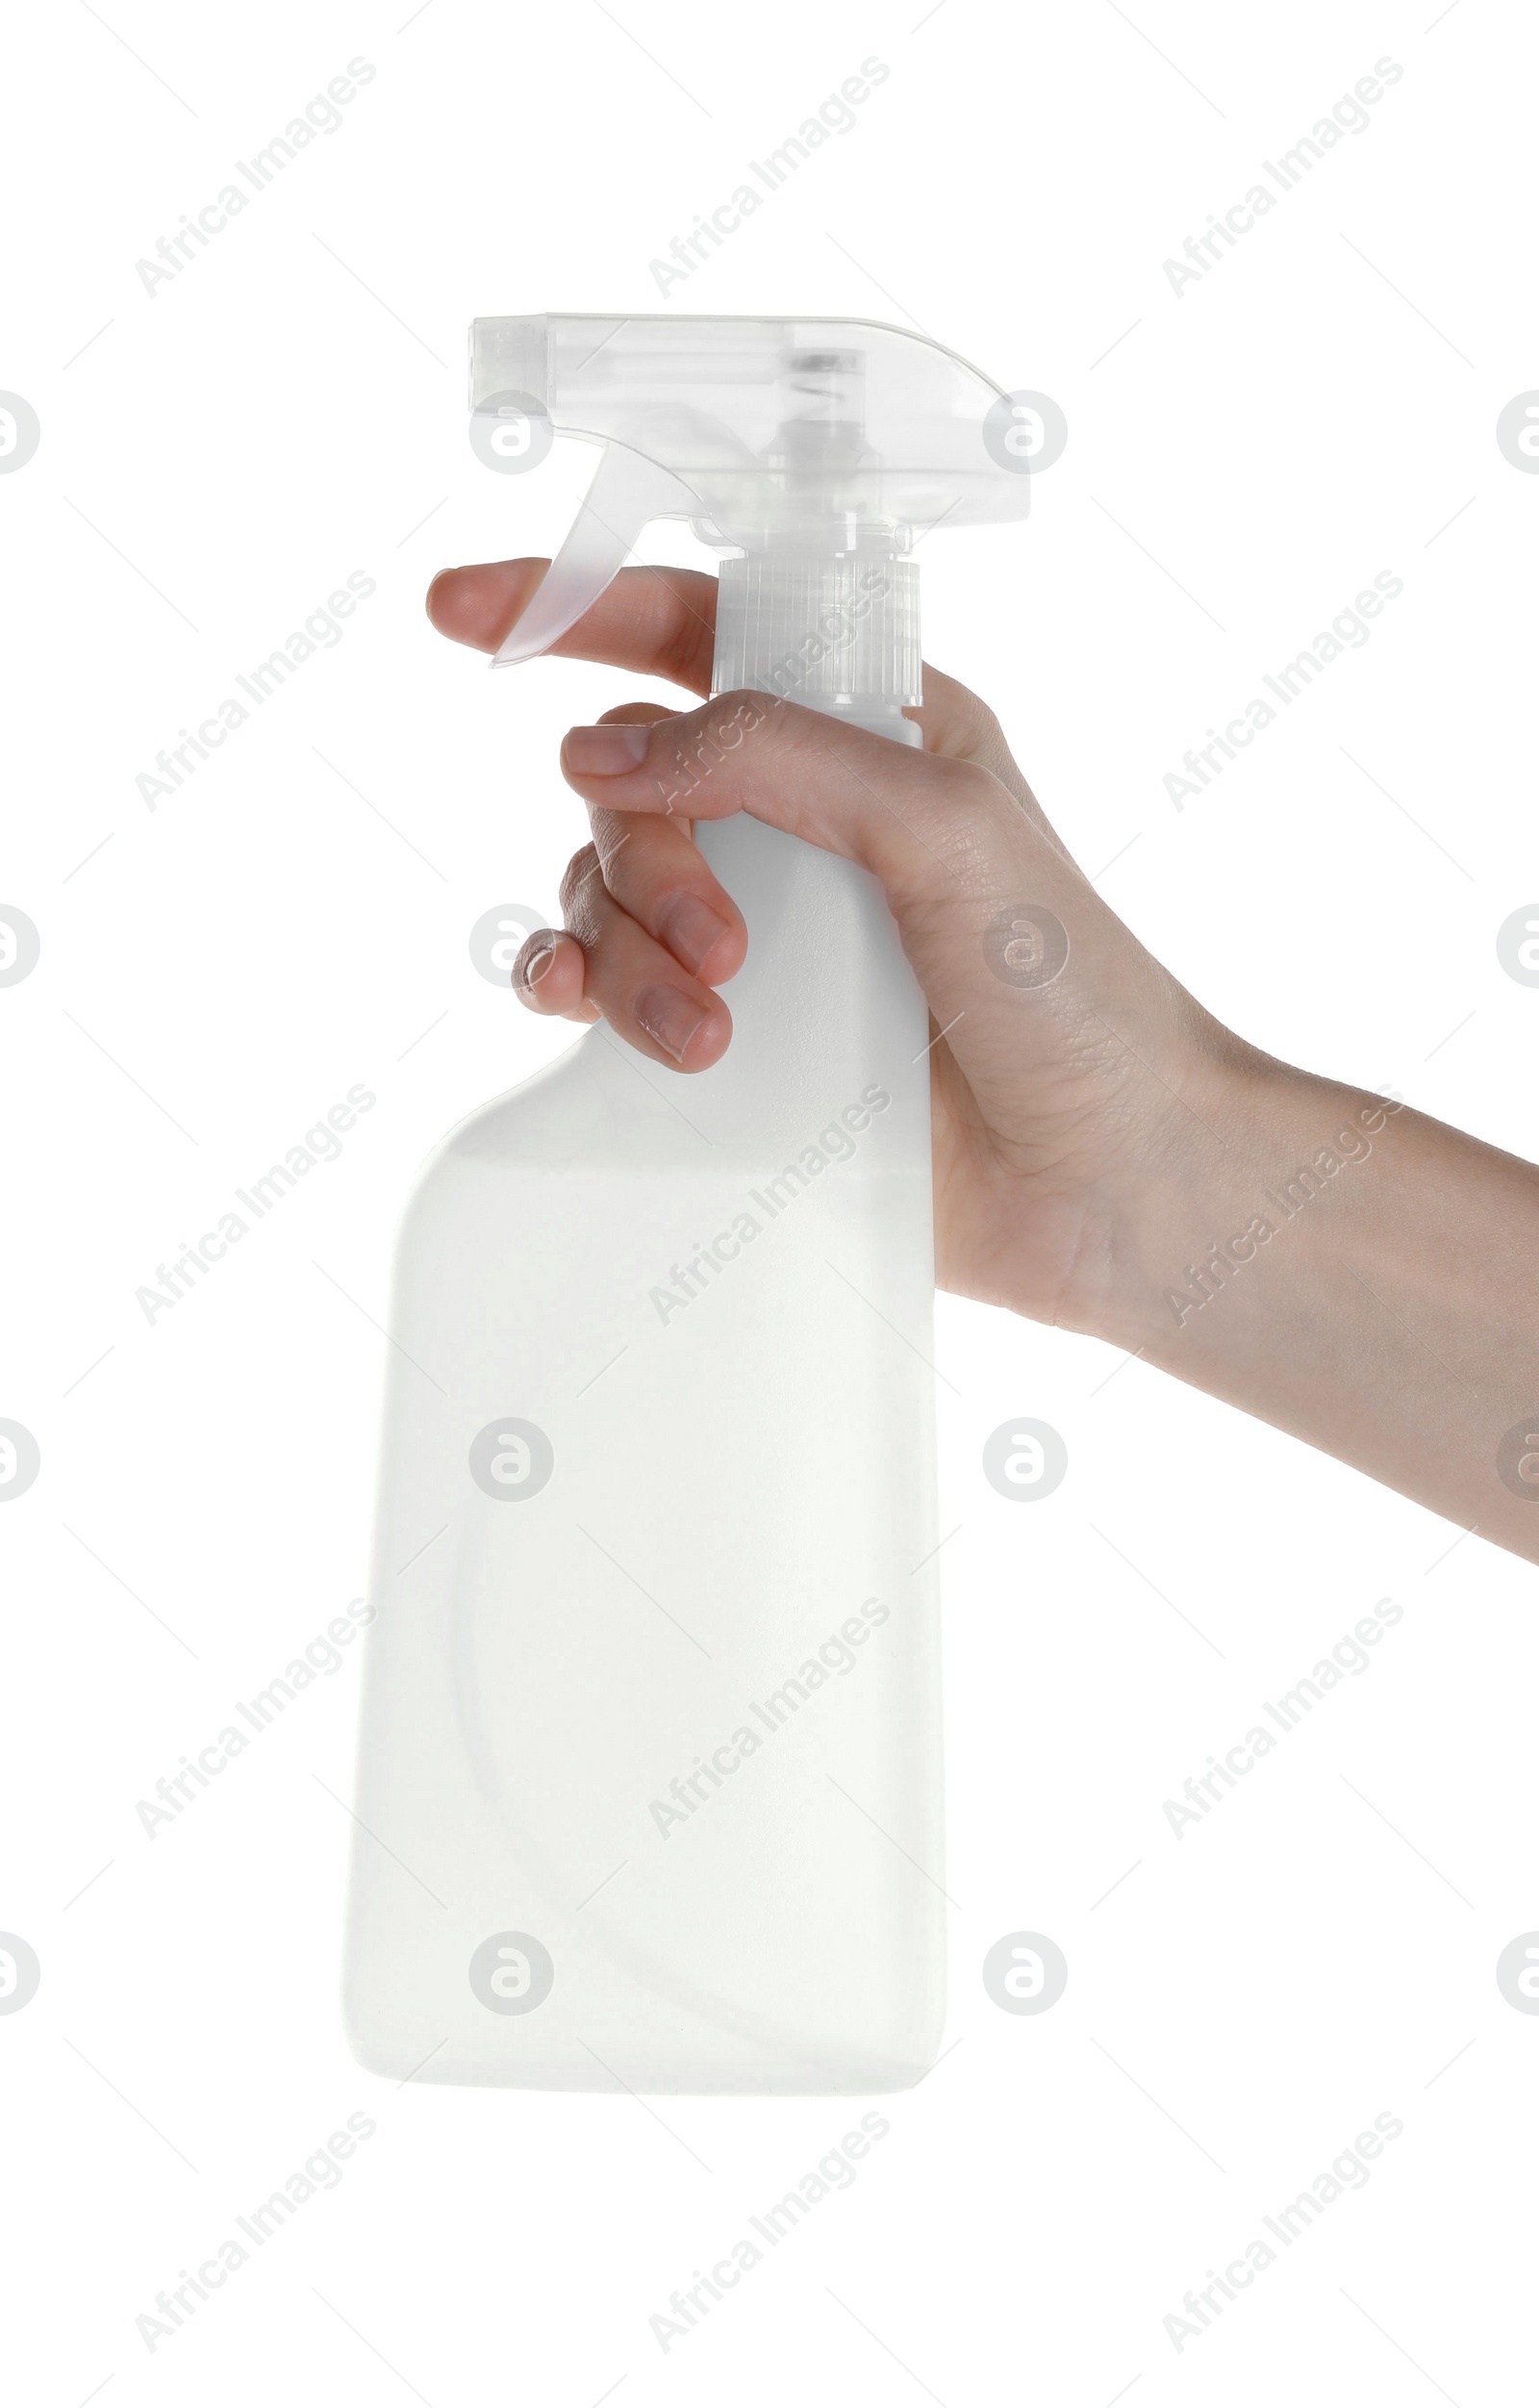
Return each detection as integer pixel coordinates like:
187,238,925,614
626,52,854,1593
644,569,715,693
588,806,634,875
914,752,1004,826
923,665,1006,760
558,844,599,917
963,696,1006,756
652,690,772,809
896,757,1021,901
947,756,1018,826
711,690,777,752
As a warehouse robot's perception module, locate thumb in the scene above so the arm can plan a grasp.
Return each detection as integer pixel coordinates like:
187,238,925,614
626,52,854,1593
556,688,1180,1137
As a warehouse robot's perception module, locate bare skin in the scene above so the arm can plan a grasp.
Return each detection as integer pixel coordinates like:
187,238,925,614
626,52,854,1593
429,558,1539,1564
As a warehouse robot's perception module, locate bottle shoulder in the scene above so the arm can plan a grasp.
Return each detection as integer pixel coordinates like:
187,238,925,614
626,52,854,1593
403,1029,702,1205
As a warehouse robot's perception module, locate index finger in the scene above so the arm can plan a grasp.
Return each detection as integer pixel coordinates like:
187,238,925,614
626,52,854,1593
426,558,718,696
427,556,1022,775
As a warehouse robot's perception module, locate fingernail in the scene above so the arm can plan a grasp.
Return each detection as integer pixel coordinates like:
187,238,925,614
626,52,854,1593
633,983,707,1064
563,723,649,774
522,940,557,987
658,891,729,975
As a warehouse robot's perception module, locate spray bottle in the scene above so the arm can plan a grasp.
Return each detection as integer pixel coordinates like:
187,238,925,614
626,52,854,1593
343,315,1031,2091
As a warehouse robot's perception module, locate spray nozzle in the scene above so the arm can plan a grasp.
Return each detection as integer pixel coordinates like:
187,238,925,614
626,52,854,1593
468,313,1032,739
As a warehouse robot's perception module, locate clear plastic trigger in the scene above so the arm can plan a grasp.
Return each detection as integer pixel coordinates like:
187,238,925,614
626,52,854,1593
492,444,700,667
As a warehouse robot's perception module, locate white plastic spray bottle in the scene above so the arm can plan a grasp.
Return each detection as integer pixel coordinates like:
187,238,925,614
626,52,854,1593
343,316,1031,2092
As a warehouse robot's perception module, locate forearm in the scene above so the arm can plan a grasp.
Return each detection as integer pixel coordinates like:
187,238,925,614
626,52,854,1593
1107,1055,1539,1562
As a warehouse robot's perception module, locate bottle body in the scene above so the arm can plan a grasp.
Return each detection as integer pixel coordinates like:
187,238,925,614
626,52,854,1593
342,816,945,2092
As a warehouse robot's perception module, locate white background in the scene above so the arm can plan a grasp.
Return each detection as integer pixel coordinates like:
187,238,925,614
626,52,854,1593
3,0,1536,2401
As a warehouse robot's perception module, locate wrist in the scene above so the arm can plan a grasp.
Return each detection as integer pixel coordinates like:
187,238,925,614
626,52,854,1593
1086,1037,1332,1357
1099,1042,1400,1366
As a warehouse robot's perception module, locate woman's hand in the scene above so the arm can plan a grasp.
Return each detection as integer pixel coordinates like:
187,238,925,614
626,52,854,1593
426,556,1248,1346
428,557,1539,1561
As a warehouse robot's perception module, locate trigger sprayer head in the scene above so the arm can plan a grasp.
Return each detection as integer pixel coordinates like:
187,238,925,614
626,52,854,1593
468,314,1033,743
